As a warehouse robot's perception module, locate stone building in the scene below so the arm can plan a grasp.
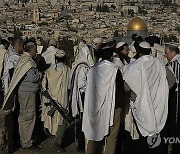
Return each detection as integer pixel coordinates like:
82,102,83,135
33,7,40,23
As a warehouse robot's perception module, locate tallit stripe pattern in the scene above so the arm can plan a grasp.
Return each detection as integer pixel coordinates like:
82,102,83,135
170,60,180,84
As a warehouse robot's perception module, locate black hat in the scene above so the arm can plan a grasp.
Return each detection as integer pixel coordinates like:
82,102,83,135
98,40,116,51
98,41,116,60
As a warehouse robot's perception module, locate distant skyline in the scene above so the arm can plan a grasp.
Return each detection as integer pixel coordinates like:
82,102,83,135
0,0,180,5
0,0,179,43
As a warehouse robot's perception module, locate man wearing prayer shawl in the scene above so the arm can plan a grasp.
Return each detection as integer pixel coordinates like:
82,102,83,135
92,37,103,62
113,41,131,74
2,42,42,150
41,38,58,65
41,49,70,151
83,41,125,154
165,43,180,154
2,38,24,96
68,41,94,152
145,36,168,65
123,42,176,154
0,40,8,106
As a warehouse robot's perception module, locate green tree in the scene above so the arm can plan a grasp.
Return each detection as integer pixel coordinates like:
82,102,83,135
59,37,74,62
138,6,148,15
150,16,157,20
111,4,116,9
113,30,119,37
68,0,71,5
61,5,64,11
175,26,180,33
121,11,124,17
162,0,172,6
130,9,134,17
163,34,178,42
128,9,134,17
14,29,23,38
103,5,110,12
96,5,100,12
172,7,177,13
38,22,48,26
22,0,30,4
40,38,48,53
89,4,93,11
96,4,109,12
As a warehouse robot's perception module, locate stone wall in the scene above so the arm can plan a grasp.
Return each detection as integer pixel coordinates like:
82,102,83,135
0,110,13,154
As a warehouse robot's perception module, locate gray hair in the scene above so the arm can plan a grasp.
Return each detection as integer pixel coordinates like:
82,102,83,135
165,43,179,54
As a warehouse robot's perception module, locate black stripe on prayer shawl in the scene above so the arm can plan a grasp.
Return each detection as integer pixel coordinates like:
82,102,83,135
68,62,90,104
170,60,180,126
170,60,180,83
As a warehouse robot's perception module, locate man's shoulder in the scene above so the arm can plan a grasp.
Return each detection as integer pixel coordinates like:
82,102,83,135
171,54,180,64
17,53,36,68
46,65,56,72
7,54,20,66
0,48,7,59
0,47,7,53
8,52,19,59
73,61,90,70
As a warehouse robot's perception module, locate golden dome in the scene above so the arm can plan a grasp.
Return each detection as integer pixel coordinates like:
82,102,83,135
127,17,148,31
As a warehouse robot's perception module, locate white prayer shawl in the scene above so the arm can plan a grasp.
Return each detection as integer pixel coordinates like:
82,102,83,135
124,55,169,137
42,46,57,65
2,49,21,96
113,57,136,76
112,57,124,73
0,45,8,76
125,106,139,139
123,59,139,139
151,43,168,65
2,52,37,110
73,45,79,57
129,43,136,58
8,45,13,53
69,46,92,117
82,60,118,141
37,45,43,55
122,59,137,76
76,44,94,67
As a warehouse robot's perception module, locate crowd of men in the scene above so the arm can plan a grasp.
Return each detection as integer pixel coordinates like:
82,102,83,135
0,35,179,154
